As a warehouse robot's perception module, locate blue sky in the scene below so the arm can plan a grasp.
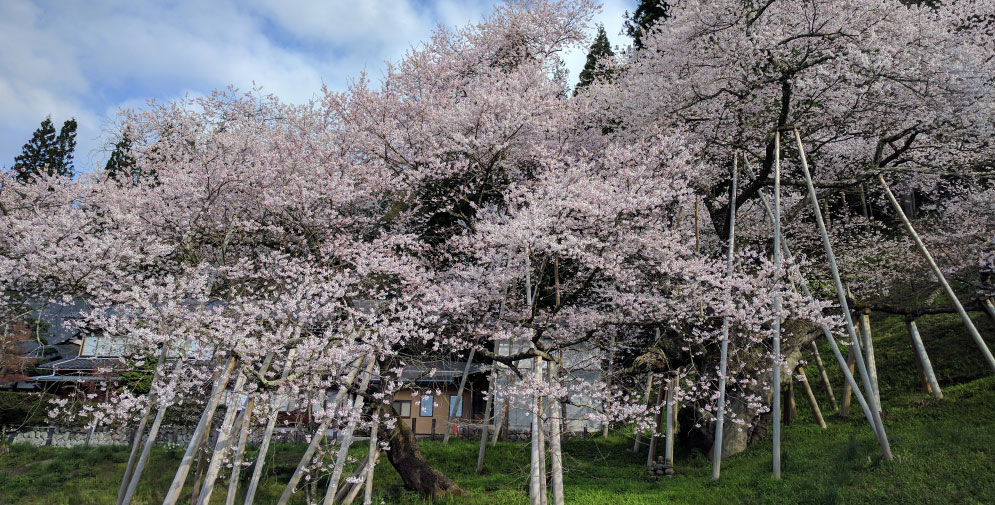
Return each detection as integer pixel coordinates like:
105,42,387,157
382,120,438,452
1,0,635,173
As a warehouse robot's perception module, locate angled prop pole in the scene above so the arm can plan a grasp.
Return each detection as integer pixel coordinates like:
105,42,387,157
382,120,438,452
771,131,783,479
877,174,995,373
741,156,879,445
712,153,739,480
794,128,892,460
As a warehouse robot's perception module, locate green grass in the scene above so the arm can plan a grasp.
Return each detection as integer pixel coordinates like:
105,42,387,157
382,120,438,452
2,311,994,504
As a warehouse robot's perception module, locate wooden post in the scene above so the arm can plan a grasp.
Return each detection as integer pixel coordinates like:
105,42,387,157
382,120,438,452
784,379,797,425
243,349,296,505
477,360,498,474
162,356,237,505
549,361,565,505
983,298,995,329
742,153,881,448
362,408,381,505
225,395,255,505
116,347,169,505
538,393,547,505
859,183,869,219
276,357,365,505
646,383,664,469
116,408,150,505
529,355,544,505
195,371,248,505
602,333,616,439
664,379,676,469
712,155,739,480
878,174,995,373
443,348,476,443
796,366,827,429
771,131,783,479
906,319,943,399
858,311,882,413
120,357,186,505
810,342,838,410
840,346,857,418
633,371,654,453
794,129,892,460
323,359,376,505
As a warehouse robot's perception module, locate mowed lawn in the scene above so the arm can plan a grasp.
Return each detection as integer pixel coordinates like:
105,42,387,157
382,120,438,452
2,311,994,505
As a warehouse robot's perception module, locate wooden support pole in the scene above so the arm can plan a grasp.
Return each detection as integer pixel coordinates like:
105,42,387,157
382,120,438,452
983,298,995,330
443,348,476,443
810,342,838,410
878,174,995,373
116,347,169,505
646,383,664,469
771,131,783,479
363,409,381,505
633,371,654,453
121,357,185,505
906,319,942,399
743,154,879,444
794,129,892,460
784,378,797,425
195,371,249,505
162,356,237,505
858,311,882,413
276,357,364,505
529,355,544,505
840,346,857,418
323,358,376,505
225,395,255,505
549,360,565,505
796,366,827,429
712,155,739,480
477,360,497,474
602,333,616,439
664,380,676,469
243,348,296,505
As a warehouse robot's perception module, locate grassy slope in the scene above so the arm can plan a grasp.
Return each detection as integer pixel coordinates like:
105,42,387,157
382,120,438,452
2,311,993,505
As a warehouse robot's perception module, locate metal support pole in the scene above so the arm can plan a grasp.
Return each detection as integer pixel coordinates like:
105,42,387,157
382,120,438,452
878,175,995,373
794,129,892,460
771,132,783,479
712,154,739,480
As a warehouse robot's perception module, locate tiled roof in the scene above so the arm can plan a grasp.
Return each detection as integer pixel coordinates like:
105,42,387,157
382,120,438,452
36,356,126,372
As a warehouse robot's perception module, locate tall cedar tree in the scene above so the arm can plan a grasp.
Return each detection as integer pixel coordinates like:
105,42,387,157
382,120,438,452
623,0,670,50
12,116,77,182
105,133,140,185
574,25,614,95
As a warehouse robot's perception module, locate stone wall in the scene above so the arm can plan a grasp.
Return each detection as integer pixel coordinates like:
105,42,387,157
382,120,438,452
5,425,311,448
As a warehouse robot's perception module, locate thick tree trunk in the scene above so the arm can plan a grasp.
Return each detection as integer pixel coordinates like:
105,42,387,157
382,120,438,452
384,415,463,498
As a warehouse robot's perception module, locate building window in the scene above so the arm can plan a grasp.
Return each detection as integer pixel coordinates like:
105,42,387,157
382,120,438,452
392,400,411,417
449,395,463,417
419,394,434,416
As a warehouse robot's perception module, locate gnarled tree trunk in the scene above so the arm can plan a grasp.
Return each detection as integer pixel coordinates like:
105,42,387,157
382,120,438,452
384,416,463,498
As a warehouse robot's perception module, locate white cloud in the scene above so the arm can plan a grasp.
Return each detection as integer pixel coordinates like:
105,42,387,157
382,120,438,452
0,0,633,172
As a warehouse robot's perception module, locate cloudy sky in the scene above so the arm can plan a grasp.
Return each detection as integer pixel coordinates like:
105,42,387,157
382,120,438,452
0,0,635,173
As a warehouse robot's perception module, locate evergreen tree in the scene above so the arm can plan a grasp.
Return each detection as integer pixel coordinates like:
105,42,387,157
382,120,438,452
623,1,670,50
574,25,615,95
104,133,139,185
12,116,77,182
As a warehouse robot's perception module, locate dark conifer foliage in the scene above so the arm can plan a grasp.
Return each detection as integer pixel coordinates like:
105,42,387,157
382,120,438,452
574,25,614,95
12,116,77,182
104,133,141,185
623,0,670,50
